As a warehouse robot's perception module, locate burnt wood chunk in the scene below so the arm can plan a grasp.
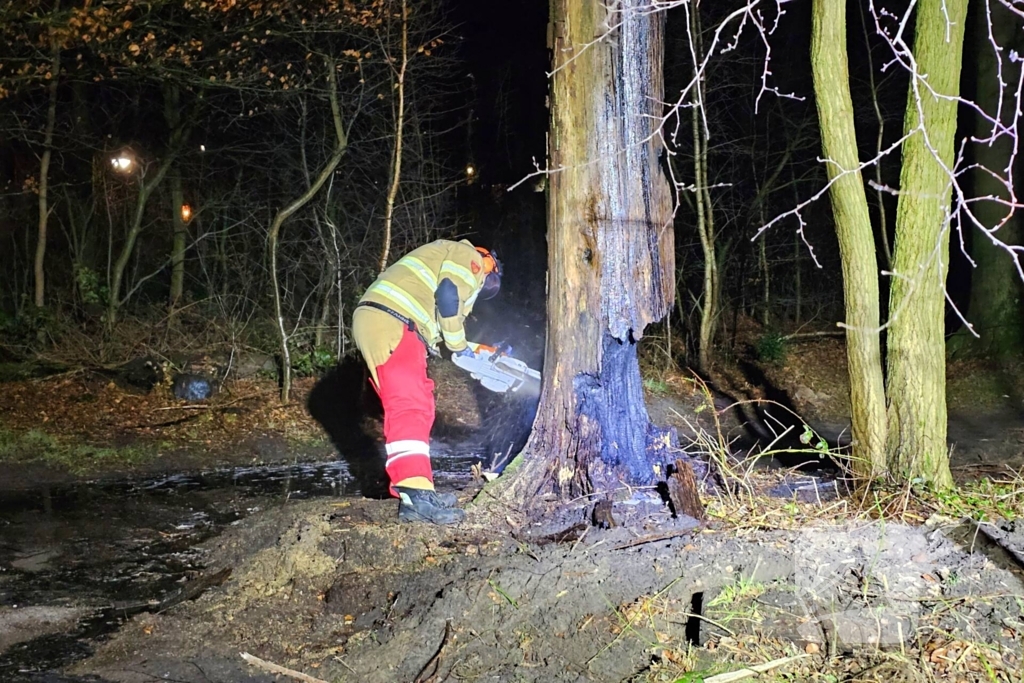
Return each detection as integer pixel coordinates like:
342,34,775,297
592,500,617,528
668,458,705,521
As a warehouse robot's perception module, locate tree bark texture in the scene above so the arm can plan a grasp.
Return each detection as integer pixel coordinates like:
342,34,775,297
885,0,967,488
499,0,674,505
953,0,1024,357
810,0,887,478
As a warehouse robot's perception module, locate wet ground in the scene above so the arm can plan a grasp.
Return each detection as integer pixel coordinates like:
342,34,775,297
2,332,1023,681
68,496,1024,683
0,450,480,682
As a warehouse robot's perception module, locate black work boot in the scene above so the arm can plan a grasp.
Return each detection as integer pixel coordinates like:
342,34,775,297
434,491,458,507
397,488,465,525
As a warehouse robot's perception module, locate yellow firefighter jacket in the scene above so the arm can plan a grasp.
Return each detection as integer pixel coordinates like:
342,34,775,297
358,239,488,353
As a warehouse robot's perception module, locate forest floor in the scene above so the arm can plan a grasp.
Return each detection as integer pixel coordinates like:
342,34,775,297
1,333,1023,682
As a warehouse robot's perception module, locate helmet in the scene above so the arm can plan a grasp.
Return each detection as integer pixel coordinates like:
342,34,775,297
475,246,502,300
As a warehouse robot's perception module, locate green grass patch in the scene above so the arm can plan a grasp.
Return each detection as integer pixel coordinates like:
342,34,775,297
0,427,158,474
754,330,789,365
925,477,1024,521
643,376,670,395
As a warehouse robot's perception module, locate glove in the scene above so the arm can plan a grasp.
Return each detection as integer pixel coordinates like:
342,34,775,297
453,346,475,358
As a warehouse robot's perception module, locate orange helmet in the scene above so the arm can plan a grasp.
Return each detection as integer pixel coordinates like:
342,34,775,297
475,246,502,300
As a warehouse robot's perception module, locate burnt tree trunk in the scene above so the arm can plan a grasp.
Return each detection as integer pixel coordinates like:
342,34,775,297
496,0,674,508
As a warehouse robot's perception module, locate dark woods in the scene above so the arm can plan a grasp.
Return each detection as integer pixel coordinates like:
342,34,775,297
0,0,462,372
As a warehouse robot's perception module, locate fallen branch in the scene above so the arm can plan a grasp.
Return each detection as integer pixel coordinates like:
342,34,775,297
240,652,329,683
784,330,844,341
112,567,231,616
28,366,87,384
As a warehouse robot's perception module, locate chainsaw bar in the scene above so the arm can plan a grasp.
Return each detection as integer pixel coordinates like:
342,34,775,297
451,348,542,394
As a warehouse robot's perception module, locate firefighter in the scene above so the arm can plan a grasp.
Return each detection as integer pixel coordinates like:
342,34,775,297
352,239,502,525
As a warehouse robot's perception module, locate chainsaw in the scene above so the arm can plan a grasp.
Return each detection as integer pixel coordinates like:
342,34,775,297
452,343,542,394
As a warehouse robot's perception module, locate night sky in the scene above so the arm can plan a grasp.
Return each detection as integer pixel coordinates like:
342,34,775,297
453,1,549,185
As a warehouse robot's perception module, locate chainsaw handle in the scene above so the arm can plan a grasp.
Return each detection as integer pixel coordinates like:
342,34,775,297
469,341,513,358
470,343,498,355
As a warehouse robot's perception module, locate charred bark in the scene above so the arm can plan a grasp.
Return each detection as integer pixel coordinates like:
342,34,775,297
495,0,676,511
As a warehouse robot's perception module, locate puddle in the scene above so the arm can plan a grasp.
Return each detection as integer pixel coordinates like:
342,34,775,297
0,451,481,681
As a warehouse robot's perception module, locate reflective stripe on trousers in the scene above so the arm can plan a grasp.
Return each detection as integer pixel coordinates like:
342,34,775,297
370,325,436,496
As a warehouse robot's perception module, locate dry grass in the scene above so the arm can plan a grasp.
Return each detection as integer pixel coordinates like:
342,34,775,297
662,369,1024,531
630,594,1023,683
628,368,1024,683
616,558,1022,683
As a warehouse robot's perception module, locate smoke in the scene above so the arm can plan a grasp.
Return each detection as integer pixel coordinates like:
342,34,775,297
467,282,546,473
477,386,540,473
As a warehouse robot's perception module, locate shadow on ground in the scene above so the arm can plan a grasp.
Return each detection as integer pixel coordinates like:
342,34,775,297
307,357,390,499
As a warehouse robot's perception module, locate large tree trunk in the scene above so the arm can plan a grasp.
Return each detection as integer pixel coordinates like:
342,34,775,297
885,0,967,488
109,84,189,326
496,0,674,507
810,0,887,478
950,0,1024,357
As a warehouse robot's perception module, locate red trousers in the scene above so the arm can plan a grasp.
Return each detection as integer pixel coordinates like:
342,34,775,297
370,326,436,495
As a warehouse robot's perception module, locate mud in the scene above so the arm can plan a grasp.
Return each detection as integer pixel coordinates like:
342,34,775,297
0,607,91,654
68,498,1022,683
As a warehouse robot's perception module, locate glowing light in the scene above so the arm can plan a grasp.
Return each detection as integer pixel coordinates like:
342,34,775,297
466,164,475,177
180,203,193,223
199,144,206,152
110,154,134,172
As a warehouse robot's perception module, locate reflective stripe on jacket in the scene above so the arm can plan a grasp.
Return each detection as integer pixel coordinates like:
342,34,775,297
358,239,486,352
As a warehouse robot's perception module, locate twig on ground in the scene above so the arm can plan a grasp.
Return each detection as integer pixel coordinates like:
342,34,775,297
668,611,737,637
239,652,329,683
611,527,696,550
152,392,262,411
414,618,453,683
703,654,808,682
28,366,89,384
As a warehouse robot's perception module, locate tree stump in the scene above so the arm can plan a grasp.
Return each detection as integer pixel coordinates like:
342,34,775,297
668,458,705,521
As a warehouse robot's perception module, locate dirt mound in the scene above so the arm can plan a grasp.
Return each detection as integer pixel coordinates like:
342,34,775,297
72,498,1022,683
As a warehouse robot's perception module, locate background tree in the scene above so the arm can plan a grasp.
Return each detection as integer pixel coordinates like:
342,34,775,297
884,0,968,487
686,4,717,371
0,0,458,379
949,0,1024,358
268,57,349,403
810,0,887,478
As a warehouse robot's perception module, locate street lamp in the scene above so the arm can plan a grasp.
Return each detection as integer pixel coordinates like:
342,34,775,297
180,203,193,223
110,151,134,173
